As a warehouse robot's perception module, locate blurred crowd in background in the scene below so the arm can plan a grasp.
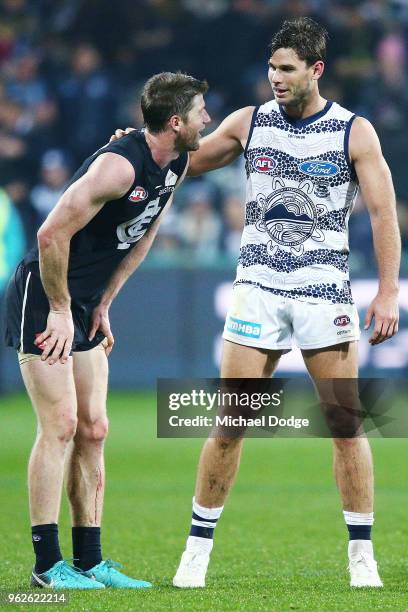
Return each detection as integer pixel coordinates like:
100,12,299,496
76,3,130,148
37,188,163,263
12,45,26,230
1,0,408,291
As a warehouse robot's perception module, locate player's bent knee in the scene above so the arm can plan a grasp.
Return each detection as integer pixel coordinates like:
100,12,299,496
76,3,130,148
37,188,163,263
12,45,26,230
39,414,78,443
332,436,366,450
321,397,363,438
76,417,109,444
58,416,78,443
211,435,243,451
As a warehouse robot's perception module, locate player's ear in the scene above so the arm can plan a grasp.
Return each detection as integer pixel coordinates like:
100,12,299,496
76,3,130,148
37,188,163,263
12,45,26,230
169,114,182,132
312,60,325,80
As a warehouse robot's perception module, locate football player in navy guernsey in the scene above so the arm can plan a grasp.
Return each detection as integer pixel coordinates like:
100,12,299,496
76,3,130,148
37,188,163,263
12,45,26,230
4,72,210,589
115,17,400,589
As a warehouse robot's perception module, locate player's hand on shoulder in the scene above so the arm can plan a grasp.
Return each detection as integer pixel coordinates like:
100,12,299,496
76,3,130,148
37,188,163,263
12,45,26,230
35,310,74,365
89,303,114,356
364,291,399,345
109,127,136,142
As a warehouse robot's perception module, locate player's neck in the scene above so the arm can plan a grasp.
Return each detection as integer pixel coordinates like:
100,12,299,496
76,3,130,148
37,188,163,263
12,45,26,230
282,91,327,121
145,129,179,168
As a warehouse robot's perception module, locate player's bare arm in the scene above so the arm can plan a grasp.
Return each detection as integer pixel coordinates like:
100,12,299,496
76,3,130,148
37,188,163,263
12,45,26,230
110,106,254,176
36,153,135,364
88,196,174,355
350,117,401,345
187,106,254,175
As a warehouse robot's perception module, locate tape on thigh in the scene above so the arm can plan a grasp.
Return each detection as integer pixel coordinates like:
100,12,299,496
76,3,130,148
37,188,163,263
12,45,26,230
18,351,42,366
18,337,108,363
95,337,109,351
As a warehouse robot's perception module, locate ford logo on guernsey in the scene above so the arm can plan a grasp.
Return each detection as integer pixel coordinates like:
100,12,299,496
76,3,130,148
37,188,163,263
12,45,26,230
253,156,276,173
334,315,351,327
298,160,339,177
128,187,148,202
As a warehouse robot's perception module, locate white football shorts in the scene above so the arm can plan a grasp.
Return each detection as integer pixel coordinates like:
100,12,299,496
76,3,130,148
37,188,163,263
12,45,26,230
223,283,360,352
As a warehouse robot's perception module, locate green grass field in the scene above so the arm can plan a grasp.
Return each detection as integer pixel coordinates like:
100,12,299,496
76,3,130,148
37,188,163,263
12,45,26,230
1,392,407,611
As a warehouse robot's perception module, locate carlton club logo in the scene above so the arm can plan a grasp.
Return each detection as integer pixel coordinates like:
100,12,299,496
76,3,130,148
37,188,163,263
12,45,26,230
253,156,276,173
334,315,351,327
128,187,148,203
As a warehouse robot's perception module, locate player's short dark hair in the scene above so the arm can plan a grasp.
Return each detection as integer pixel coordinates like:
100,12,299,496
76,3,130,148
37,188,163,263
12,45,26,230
269,17,329,65
141,72,208,133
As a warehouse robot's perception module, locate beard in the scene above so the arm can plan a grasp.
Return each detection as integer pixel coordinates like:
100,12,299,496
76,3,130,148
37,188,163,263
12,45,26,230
175,127,200,152
277,82,312,109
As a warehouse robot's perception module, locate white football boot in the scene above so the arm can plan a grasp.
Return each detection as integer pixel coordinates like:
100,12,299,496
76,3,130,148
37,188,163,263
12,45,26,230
173,537,213,588
348,540,383,588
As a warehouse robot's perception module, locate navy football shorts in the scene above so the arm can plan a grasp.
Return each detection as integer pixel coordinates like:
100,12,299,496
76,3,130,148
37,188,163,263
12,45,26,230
4,263,105,355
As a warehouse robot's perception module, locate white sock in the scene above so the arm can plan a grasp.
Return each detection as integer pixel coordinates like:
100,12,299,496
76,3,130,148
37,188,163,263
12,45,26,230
343,511,374,526
343,511,374,558
186,535,214,553
193,497,224,520
348,539,374,558
186,497,224,552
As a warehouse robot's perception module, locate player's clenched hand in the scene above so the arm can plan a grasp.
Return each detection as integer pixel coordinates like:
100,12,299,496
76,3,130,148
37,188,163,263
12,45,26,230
364,292,399,345
109,127,136,142
35,310,74,365
89,304,115,356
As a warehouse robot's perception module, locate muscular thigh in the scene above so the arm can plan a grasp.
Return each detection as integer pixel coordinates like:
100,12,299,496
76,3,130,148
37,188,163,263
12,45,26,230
19,356,77,428
302,342,359,420
72,343,109,422
221,340,282,378
302,341,359,379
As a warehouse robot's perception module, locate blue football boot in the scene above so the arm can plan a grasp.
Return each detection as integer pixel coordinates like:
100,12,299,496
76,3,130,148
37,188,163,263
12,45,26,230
31,560,105,589
84,559,152,588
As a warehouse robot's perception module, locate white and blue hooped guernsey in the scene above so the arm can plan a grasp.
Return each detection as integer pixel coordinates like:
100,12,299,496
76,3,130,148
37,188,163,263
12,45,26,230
237,99,359,305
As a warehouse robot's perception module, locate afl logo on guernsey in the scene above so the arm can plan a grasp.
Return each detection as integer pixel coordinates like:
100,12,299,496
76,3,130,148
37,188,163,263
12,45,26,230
253,156,276,173
334,315,350,327
298,160,339,177
129,187,148,202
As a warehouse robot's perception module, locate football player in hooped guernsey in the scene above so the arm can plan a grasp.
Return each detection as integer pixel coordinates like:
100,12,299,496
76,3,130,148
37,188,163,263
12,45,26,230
115,18,400,591
4,72,210,589
114,18,401,588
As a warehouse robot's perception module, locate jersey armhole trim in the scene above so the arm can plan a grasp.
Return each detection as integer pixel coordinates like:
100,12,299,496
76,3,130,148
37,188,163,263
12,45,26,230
344,114,357,180
20,271,31,351
87,148,138,200
175,153,189,189
244,106,259,158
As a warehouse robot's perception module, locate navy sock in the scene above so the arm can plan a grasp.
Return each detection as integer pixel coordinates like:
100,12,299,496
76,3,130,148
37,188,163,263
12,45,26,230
189,511,218,539
343,510,373,542
347,524,372,540
32,524,63,574
189,498,223,540
72,527,102,571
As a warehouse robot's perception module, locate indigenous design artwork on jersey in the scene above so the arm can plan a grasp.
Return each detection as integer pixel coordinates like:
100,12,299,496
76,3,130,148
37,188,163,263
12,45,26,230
254,109,348,135
256,178,328,256
239,100,358,305
234,279,354,305
246,147,350,187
